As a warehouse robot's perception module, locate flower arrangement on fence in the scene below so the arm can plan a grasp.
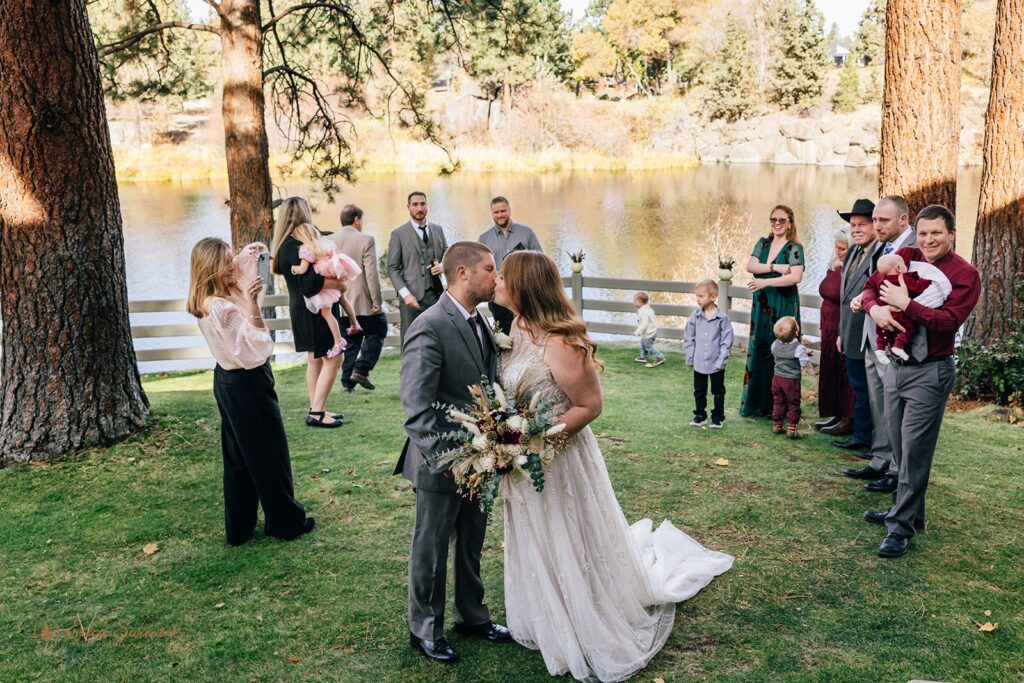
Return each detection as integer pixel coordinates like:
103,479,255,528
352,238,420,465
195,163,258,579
433,377,568,516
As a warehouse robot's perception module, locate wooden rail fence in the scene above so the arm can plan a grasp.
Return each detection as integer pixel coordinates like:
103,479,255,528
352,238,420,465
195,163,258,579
130,272,824,363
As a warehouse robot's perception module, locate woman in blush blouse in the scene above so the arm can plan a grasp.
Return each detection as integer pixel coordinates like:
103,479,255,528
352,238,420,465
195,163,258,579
187,237,315,546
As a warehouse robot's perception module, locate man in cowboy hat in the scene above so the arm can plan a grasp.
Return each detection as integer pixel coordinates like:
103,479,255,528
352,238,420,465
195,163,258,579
832,198,879,455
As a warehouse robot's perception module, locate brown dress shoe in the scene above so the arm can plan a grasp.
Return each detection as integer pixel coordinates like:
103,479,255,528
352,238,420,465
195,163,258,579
820,417,853,436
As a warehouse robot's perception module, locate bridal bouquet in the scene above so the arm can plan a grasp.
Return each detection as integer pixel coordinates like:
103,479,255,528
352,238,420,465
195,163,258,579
433,377,568,516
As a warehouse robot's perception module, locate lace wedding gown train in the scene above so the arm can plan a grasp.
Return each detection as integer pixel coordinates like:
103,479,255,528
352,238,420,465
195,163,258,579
500,325,734,682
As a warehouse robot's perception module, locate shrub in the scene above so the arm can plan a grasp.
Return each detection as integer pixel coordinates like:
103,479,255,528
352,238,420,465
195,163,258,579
956,277,1024,405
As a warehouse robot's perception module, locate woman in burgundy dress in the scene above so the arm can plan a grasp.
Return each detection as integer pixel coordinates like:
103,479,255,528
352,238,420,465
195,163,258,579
816,231,855,433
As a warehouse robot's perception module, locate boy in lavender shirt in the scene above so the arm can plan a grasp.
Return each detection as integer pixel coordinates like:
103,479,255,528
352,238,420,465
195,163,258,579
683,279,734,428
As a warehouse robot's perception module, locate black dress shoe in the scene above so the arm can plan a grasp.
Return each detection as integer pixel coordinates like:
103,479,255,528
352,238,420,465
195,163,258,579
843,465,885,480
453,621,513,643
865,475,898,493
271,517,315,541
815,417,839,431
410,634,459,662
878,532,910,558
863,510,924,530
832,438,870,450
351,372,376,390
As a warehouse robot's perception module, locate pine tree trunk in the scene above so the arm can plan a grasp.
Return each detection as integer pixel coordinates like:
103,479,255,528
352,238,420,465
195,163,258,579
971,0,1024,343
879,0,962,215
0,0,149,462
502,80,512,131
220,0,273,249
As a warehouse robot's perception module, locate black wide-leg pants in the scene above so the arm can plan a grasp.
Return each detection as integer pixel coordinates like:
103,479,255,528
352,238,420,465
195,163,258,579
213,361,307,544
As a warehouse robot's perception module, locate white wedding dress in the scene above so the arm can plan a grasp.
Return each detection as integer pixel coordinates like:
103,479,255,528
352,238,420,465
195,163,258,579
500,324,734,682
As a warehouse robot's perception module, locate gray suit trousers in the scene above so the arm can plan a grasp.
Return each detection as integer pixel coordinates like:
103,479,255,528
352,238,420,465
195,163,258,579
409,488,490,640
883,358,956,538
864,350,896,475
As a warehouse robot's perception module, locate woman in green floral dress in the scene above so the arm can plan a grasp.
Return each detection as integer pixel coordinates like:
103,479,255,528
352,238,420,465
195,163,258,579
739,205,805,417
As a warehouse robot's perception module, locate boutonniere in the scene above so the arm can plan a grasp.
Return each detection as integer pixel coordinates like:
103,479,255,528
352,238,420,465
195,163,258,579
491,320,513,350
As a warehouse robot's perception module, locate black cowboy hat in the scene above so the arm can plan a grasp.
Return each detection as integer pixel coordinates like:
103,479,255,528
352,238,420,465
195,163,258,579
837,198,876,223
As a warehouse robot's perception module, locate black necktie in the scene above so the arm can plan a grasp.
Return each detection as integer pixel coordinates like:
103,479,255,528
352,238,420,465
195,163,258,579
467,314,487,360
420,225,429,244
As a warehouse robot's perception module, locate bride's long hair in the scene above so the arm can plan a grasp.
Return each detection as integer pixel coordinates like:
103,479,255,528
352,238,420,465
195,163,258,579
502,251,603,371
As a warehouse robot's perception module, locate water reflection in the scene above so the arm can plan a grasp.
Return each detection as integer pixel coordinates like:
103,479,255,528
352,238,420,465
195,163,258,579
121,164,980,299
120,164,982,370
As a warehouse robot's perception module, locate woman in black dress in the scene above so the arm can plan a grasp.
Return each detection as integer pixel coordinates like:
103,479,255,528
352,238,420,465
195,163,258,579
271,197,346,428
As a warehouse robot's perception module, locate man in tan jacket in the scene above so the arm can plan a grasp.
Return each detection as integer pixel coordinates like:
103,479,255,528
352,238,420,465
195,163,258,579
327,204,388,392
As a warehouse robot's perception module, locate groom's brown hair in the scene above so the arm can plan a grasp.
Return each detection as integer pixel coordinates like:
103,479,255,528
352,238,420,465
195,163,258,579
442,241,493,280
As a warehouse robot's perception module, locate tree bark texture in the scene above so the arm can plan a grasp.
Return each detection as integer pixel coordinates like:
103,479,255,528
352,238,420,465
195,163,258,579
220,0,273,248
879,0,962,216
971,0,1024,343
0,0,149,462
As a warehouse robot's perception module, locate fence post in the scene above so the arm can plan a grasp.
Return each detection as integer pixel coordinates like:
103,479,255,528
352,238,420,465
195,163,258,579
720,279,732,317
571,270,584,314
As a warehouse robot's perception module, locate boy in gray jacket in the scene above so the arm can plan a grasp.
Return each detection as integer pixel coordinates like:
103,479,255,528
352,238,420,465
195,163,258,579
770,316,812,438
683,279,734,428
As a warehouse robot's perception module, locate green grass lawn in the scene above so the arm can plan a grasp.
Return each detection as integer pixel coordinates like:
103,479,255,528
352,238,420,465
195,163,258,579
2,346,1022,682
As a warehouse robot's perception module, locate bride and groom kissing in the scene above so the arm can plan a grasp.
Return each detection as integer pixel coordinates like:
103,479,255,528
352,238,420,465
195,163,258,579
395,242,734,682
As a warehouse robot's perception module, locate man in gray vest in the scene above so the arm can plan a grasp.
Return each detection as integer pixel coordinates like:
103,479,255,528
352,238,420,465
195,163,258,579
477,196,542,334
387,191,449,339
396,242,512,661
842,196,917,491
832,199,878,454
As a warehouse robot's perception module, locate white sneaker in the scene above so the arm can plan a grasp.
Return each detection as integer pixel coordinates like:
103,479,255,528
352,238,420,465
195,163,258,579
708,421,724,429
875,349,890,365
689,419,707,427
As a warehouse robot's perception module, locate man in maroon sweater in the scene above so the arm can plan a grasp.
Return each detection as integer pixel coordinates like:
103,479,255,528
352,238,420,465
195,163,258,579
859,204,980,558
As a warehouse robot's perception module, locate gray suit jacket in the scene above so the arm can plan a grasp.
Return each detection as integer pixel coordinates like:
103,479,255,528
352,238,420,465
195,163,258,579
387,220,449,302
327,225,382,316
838,241,879,359
395,293,497,493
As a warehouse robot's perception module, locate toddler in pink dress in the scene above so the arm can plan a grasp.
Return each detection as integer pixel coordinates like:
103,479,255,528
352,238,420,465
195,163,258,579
290,223,363,359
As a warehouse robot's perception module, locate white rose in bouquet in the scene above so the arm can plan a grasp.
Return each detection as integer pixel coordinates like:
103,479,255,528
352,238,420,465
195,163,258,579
472,434,488,451
505,414,529,433
475,455,495,472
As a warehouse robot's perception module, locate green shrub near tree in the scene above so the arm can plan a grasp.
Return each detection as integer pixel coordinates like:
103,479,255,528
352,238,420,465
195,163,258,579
956,277,1024,405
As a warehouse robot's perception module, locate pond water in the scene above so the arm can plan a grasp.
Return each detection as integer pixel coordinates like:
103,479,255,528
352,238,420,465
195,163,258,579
121,163,982,371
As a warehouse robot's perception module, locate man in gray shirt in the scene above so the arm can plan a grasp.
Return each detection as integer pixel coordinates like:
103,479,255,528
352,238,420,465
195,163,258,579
477,196,542,334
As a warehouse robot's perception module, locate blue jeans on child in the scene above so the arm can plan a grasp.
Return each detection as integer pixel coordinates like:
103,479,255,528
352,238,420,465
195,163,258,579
640,336,664,362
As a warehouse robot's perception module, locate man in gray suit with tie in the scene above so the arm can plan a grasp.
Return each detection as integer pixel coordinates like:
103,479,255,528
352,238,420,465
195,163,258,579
396,241,512,663
832,199,878,453
842,196,917,490
327,204,388,392
388,191,449,339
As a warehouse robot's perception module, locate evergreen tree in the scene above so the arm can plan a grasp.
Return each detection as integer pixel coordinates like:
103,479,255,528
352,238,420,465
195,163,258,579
851,0,886,66
772,0,828,110
832,55,861,112
461,0,571,103
701,15,754,122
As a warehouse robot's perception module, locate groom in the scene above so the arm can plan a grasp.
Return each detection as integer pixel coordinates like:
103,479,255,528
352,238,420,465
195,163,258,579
396,241,512,663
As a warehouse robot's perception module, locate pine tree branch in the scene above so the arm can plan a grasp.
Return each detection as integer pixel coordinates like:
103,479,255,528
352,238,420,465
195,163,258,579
262,2,339,32
98,22,220,57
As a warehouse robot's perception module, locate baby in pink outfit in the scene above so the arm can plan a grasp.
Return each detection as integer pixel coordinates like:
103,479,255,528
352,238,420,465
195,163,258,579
290,223,363,359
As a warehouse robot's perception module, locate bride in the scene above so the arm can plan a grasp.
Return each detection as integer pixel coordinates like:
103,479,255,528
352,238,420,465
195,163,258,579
493,251,733,682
